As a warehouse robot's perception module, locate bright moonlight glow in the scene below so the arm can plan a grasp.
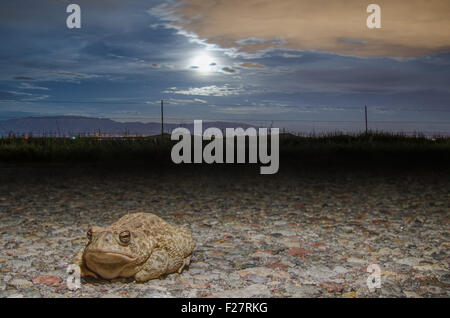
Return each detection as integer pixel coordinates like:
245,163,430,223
190,53,216,74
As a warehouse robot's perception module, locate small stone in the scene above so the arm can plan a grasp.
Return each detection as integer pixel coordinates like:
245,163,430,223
377,247,391,255
270,233,283,238
214,284,271,298
281,241,300,248
101,293,125,298
288,248,313,257
347,257,366,264
141,286,173,298
381,282,402,295
238,267,273,278
419,286,445,295
342,226,353,233
32,275,62,287
438,273,450,285
289,284,320,297
294,259,303,266
298,266,336,281
395,257,421,267
251,251,275,258
403,291,421,298
268,262,289,270
272,270,290,280
9,278,33,289
342,291,358,298
413,263,445,271
333,266,348,274
320,281,345,293
247,274,267,283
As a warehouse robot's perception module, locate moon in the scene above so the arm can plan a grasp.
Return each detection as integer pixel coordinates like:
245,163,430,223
190,53,216,74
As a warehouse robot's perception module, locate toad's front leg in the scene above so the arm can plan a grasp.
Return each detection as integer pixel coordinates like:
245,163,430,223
135,248,169,282
72,247,98,279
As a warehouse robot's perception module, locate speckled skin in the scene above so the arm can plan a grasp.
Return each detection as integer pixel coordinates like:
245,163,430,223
73,213,194,282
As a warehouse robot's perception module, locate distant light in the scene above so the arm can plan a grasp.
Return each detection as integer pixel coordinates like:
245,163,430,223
24,136,29,140
71,136,76,140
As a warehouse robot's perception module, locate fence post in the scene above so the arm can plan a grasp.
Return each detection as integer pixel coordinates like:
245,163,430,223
161,99,164,137
365,105,368,134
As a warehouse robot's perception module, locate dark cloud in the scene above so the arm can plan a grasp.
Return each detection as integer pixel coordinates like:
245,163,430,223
13,76,36,81
222,67,236,73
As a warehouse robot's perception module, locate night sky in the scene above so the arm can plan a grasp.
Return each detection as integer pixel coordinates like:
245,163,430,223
0,0,449,133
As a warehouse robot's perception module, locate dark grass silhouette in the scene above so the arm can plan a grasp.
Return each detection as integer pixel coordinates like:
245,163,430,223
0,132,449,173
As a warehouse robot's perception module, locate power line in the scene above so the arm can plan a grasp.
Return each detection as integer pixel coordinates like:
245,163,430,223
102,117,450,124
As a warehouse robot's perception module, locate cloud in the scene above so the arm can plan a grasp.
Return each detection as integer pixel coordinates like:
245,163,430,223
13,76,36,81
164,85,244,96
18,83,50,91
164,0,450,57
239,62,265,69
48,71,100,80
214,105,292,115
221,67,237,73
235,38,267,45
0,90,49,102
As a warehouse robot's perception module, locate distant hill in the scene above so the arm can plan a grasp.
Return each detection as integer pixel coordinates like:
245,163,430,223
0,116,255,137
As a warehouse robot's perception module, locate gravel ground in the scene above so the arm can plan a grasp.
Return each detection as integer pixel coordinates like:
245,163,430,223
0,164,449,298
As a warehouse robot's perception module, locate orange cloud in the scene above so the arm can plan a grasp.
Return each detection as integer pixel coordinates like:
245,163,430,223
239,62,266,69
166,0,450,57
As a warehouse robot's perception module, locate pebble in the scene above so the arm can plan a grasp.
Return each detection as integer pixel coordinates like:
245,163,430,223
247,274,268,284
214,284,271,298
9,279,33,289
333,266,349,274
32,275,63,287
395,257,421,267
438,273,450,285
288,284,320,297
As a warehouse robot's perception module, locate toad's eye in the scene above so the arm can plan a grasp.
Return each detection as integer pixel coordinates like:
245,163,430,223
119,230,131,244
87,228,93,241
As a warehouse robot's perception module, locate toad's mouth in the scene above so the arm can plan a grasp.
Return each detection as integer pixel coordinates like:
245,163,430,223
85,250,137,264
84,250,139,279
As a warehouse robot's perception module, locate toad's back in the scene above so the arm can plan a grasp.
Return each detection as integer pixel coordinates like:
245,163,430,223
114,212,194,258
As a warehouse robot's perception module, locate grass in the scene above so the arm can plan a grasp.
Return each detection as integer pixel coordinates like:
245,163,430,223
0,132,449,170
0,135,172,163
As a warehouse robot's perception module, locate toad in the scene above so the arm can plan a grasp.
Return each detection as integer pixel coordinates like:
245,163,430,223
73,213,194,282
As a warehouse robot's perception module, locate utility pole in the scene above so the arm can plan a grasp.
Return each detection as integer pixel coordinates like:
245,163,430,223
364,105,368,134
161,99,164,137
55,119,61,137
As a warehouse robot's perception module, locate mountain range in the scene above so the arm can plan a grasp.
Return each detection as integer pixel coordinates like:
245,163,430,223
0,116,255,137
